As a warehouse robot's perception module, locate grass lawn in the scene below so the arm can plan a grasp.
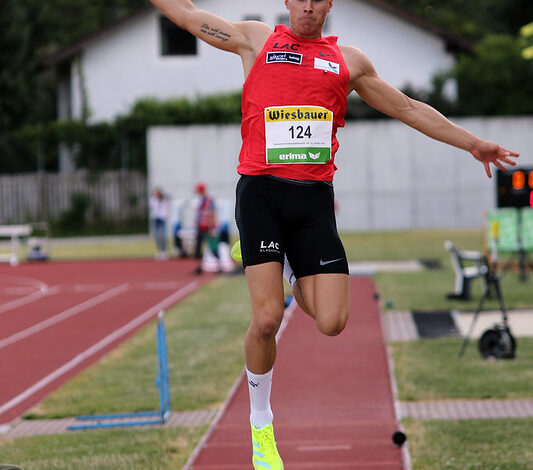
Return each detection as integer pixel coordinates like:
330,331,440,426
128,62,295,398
391,338,533,401
404,418,533,470
48,236,155,260
0,426,206,470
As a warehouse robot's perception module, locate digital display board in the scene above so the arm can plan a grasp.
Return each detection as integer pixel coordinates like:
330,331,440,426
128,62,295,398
497,167,533,208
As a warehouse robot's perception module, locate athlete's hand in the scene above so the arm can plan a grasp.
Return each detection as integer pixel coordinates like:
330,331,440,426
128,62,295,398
470,139,519,178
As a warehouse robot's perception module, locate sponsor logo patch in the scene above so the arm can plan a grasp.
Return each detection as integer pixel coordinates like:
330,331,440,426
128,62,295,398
260,240,281,253
314,57,340,74
267,51,303,65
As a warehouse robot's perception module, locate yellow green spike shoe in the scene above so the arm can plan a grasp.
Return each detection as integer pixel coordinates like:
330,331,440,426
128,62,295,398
251,423,284,470
231,240,242,262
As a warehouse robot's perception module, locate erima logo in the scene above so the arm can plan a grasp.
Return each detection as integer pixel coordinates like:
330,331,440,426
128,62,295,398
249,380,259,388
318,52,334,57
279,153,307,161
309,152,321,160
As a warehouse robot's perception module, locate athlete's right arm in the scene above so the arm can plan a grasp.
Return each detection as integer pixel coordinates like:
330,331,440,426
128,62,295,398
148,0,271,57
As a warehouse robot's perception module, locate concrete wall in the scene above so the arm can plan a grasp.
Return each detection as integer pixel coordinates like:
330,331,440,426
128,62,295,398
147,117,533,231
70,0,458,122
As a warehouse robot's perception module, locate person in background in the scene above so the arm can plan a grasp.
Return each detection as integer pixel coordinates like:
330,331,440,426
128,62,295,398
149,188,169,260
194,182,218,273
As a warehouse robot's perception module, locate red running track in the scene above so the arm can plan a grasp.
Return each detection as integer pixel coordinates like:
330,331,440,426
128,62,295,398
0,258,213,425
188,277,406,469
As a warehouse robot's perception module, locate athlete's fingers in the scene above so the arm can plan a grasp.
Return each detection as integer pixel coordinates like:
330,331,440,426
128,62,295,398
500,148,520,158
484,161,492,178
493,160,507,172
498,156,517,166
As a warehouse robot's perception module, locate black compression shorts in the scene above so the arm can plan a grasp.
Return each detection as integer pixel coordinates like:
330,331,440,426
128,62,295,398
235,175,348,279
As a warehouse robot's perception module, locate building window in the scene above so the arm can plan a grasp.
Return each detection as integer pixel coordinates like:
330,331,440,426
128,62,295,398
160,16,197,56
276,14,290,26
243,15,262,22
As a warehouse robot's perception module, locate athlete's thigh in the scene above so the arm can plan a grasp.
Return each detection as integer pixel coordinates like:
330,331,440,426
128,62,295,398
298,273,350,333
235,175,284,268
283,182,348,279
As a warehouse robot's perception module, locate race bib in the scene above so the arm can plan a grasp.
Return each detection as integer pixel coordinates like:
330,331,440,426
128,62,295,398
265,106,333,164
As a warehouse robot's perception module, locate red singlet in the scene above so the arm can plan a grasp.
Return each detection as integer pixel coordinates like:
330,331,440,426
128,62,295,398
238,25,349,181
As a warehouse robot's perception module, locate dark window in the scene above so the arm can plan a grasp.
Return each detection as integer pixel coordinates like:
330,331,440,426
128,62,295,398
243,15,262,22
276,14,290,26
160,16,197,56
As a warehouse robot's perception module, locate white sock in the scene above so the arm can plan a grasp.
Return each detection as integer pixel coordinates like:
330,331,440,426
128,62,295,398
283,255,296,286
246,368,274,429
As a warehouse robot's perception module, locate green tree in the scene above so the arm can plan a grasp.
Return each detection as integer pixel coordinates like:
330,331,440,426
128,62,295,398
455,34,533,115
0,0,146,134
386,0,533,40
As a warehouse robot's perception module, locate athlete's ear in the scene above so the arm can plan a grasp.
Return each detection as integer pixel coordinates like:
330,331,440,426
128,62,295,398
285,0,290,11
328,0,333,12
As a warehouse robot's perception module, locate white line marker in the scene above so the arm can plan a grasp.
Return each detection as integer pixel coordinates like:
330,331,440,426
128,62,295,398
0,284,129,349
297,445,352,452
0,280,198,421
0,286,61,316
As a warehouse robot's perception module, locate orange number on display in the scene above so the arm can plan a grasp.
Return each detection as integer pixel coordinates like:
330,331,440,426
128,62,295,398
512,170,525,190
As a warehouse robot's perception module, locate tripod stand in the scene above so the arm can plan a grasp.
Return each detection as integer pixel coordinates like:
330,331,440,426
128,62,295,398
458,221,516,359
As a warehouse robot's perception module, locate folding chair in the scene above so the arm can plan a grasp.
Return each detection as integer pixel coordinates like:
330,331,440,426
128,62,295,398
444,240,489,301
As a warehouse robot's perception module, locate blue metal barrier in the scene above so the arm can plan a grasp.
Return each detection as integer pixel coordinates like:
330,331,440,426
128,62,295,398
68,311,171,430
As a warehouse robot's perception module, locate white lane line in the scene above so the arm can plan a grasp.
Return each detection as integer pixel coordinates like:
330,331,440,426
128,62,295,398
0,280,199,421
0,274,49,291
297,445,352,452
0,286,61,316
0,284,129,350
3,287,37,295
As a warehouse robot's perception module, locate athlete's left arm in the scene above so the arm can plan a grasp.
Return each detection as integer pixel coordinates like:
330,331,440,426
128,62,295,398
341,46,519,178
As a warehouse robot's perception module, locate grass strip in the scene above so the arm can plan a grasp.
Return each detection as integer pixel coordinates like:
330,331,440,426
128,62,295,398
403,418,533,470
25,275,251,419
0,426,207,470
391,337,533,401
376,269,533,311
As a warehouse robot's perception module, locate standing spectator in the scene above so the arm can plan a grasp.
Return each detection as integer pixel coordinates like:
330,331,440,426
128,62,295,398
194,182,218,273
149,188,169,260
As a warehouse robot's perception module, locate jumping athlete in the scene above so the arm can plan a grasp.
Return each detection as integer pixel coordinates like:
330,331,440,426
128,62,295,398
149,1,519,468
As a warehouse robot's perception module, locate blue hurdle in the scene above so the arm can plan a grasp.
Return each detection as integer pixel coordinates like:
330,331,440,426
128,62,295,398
68,311,171,430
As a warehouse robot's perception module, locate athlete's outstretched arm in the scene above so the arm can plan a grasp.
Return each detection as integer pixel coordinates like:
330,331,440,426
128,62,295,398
148,0,271,57
343,46,519,178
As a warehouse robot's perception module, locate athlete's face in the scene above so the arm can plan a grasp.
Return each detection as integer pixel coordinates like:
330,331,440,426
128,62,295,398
285,0,333,38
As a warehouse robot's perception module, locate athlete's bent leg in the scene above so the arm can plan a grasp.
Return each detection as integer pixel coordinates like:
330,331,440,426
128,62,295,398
244,262,285,373
296,273,350,336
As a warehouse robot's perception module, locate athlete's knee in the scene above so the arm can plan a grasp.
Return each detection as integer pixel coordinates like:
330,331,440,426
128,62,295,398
250,304,284,340
315,307,349,336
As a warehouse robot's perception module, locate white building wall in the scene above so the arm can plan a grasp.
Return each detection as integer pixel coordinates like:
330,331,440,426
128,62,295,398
71,1,458,122
147,117,533,232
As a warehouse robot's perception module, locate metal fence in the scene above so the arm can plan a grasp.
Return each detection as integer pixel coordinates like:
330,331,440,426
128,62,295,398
0,170,147,225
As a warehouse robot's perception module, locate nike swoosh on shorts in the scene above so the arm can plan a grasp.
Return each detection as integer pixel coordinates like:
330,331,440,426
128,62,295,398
319,258,343,266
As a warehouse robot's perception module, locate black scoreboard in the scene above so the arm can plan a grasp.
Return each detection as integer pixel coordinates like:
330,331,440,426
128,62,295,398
497,167,533,208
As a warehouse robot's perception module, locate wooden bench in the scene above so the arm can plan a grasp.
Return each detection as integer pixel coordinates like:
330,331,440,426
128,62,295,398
0,225,32,266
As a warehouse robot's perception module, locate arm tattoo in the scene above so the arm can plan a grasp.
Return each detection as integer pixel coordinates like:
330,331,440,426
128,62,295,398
200,23,231,42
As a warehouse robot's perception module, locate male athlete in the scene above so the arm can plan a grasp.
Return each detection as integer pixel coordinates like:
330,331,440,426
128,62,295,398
149,1,519,468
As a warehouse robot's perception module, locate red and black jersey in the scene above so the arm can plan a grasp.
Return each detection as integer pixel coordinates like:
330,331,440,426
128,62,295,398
238,25,349,181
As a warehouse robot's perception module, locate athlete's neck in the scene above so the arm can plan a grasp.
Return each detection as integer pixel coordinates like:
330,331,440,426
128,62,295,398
288,25,323,40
